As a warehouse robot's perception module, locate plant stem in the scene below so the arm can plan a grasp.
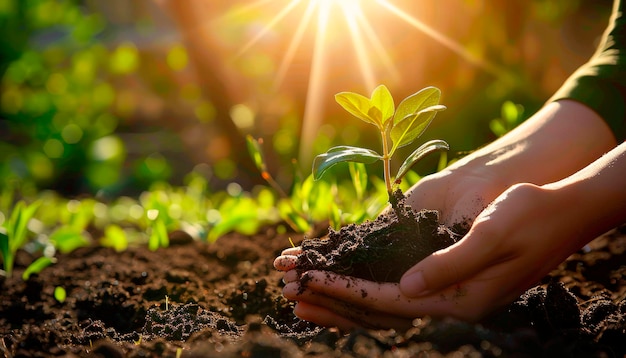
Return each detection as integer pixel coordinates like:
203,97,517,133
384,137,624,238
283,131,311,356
381,130,393,199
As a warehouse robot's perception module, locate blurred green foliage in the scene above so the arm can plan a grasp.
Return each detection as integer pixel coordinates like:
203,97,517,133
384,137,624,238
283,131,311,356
490,101,525,137
0,0,124,194
0,0,184,197
0,162,402,278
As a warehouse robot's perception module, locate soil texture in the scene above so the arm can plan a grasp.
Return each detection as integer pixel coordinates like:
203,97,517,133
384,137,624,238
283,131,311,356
296,190,462,282
1,221,625,357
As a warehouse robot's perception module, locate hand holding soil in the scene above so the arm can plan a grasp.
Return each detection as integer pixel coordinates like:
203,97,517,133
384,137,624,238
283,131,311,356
275,101,626,330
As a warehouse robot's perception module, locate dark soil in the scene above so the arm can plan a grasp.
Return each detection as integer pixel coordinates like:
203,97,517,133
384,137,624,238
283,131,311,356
1,219,625,357
296,190,463,282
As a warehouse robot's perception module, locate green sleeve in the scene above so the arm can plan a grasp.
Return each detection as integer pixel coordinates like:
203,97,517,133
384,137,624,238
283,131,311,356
549,0,626,142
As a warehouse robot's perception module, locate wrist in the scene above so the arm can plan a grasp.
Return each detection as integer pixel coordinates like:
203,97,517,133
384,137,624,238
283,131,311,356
543,142,626,244
448,101,615,189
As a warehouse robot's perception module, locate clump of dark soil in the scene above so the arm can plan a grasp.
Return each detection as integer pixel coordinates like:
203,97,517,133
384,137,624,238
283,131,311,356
0,220,625,356
297,190,462,282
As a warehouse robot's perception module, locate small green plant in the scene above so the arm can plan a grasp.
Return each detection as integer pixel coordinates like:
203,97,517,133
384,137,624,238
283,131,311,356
100,224,129,252
246,136,386,231
147,209,169,251
0,200,41,278
246,135,311,232
490,100,525,137
313,85,449,205
22,256,56,280
54,286,67,303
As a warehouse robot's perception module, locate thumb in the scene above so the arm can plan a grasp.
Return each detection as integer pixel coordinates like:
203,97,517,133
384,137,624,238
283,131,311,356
399,225,495,297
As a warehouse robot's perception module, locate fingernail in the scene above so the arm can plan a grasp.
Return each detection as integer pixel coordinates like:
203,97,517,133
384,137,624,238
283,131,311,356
400,271,426,297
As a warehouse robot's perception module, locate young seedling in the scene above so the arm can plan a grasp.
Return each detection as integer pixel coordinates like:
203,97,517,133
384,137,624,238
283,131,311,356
246,135,311,232
54,286,67,303
313,85,449,207
0,200,41,278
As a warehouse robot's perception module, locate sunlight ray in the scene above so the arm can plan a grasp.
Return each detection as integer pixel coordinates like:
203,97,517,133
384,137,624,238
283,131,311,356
226,0,276,17
236,0,303,57
375,0,505,77
299,0,331,166
354,11,400,83
342,3,377,91
274,0,317,90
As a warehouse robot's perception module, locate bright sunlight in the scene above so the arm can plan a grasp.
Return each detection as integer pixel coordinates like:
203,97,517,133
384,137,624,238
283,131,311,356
229,0,502,164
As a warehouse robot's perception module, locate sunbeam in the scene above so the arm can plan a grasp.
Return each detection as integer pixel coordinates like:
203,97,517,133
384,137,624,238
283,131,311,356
375,0,506,77
227,0,509,166
299,0,331,165
236,0,302,57
274,0,317,89
228,0,277,17
342,2,377,91
354,11,400,83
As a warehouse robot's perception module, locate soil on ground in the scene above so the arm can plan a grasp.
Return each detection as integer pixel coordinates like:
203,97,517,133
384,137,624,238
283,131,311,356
1,220,625,357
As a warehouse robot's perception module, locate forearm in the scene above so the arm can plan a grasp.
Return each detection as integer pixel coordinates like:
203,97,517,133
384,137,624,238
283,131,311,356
544,141,626,242
447,100,617,189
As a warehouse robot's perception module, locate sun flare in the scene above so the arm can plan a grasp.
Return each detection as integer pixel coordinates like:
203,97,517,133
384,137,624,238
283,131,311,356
226,0,501,165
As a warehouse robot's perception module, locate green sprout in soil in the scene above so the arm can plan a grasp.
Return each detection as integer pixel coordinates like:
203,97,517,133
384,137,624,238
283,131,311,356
313,85,449,208
54,286,67,303
0,200,41,278
247,136,388,231
22,256,57,281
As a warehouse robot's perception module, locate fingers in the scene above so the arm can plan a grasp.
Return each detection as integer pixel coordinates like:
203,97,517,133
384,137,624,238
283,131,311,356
290,289,413,330
293,302,363,331
399,223,499,297
282,270,299,283
281,247,302,255
285,271,427,318
274,247,302,271
273,254,298,271
284,270,510,323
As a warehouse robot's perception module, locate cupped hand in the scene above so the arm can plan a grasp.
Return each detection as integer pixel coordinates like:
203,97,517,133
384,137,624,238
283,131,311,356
275,183,589,330
400,182,589,301
402,166,510,227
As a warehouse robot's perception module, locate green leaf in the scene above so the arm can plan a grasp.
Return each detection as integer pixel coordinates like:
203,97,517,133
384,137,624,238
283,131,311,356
8,200,41,253
208,197,261,242
489,119,506,137
49,226,89,254
246,135,267,173
393,87,442,125
0,231,11,276
390,87,445,152
395,140,449,183
437,150,448,172
335,92,381,128
101,224,128,252
278,200,311,233
22,256,56,281
348,162,368,201
54,286,67,303
390,104,446,153
370,85,394,125
67,199,95,232
7,201,24,252
328,201,342,231
501,100,520,125
149,219,169,250
312,146,382,180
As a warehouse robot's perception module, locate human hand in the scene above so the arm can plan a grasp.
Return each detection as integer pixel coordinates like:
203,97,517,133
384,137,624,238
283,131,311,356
275,183,591,329
274,248,416,330
402,166,510,227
